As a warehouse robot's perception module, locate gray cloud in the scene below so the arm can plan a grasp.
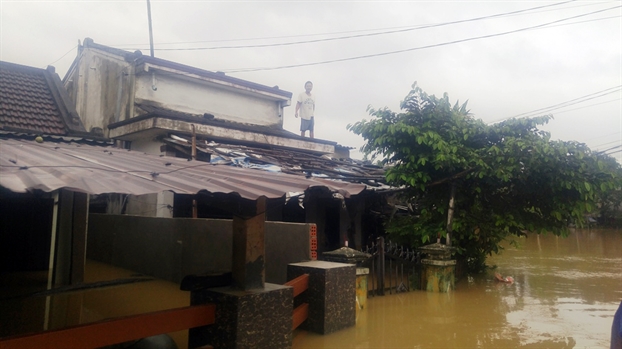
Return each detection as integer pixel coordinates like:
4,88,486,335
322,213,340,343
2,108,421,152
1,0,620,160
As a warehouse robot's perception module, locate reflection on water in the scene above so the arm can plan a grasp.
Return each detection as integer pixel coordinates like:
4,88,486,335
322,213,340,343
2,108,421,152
293,229,622,348
0,261,190,347
1,229,619,348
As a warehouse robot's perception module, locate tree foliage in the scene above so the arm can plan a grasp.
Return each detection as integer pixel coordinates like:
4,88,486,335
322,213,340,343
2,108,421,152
348,83,621,272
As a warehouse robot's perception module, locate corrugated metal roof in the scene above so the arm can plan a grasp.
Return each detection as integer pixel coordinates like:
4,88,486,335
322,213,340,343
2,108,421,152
162,135,385,182
0,137,366,199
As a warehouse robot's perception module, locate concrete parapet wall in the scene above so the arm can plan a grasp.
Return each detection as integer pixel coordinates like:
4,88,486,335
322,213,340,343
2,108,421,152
87,214,312,284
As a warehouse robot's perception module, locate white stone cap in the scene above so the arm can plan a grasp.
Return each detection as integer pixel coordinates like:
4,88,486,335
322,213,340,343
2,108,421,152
356,268,370,275
290,260,354,269
421,259,456,266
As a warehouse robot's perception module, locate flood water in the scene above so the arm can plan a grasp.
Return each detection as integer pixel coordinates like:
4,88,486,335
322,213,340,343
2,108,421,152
1,229,620,348
293,228,622,349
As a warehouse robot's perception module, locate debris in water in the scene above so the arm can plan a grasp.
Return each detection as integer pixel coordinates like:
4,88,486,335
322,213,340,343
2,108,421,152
494,272,514,284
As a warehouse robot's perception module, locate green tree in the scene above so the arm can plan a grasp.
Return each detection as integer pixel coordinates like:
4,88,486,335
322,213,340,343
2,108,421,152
348,83,621,272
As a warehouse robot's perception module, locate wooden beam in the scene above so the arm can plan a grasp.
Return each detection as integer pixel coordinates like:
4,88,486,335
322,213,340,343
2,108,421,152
292,303,309,330
284,273,309,298
0,304,216,349
232,197,266,290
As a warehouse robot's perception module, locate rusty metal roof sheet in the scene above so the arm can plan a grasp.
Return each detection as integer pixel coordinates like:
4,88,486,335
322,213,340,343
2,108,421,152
0,137,366,199
162,135,387,184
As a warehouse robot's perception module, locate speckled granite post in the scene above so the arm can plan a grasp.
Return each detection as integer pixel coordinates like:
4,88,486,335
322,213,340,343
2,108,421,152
287,261,356,334
189,283,293,349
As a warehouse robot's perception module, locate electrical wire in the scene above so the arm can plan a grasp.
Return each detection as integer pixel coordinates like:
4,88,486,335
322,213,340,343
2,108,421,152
221,6,621,73
487,86,622,124
143,0,579,51
509,87,621,118
585,131,621,142
117,0,611,49
546,98,621,116
596,144,622,154
593,139,622,150
45,45,78,68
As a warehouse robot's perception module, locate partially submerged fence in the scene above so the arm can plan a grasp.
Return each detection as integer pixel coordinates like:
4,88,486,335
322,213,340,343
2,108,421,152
284,273,310,330
362,237,421,296
1,273,312,349
0,304,216,349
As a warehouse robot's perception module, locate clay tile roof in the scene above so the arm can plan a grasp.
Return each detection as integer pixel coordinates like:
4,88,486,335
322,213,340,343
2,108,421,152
0,61,86,136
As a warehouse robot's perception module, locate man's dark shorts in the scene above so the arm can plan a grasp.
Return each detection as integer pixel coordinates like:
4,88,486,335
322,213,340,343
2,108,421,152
300,117,314,132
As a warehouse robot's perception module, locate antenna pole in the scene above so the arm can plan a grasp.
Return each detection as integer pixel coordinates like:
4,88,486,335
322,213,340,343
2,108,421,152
146,0,155,57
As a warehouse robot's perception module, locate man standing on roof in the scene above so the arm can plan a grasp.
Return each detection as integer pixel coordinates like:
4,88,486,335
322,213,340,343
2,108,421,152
295,81,315,139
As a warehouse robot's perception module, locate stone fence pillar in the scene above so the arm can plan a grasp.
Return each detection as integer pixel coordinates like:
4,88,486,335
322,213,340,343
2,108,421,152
419,243,456,293
287,261,356,334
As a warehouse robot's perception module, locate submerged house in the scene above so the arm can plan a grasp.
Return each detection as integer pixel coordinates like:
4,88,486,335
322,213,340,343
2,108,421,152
62,38,389,252
0,60,102,299
63,38,329,154
0,60,371,341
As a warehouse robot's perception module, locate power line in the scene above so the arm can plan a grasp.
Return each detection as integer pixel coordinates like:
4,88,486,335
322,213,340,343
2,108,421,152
510,87,621,118
593,139,622,150
536,14,620,29
549,98,621,115
221,5,621,73
46,45,78,68
144,0,579,51
585,131,621,142
505,88,621,120
597,144,622,154
488,86,622,124
117,0,609,49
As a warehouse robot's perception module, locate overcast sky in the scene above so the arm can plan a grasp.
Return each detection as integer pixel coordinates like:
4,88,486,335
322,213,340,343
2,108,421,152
1,0,620,161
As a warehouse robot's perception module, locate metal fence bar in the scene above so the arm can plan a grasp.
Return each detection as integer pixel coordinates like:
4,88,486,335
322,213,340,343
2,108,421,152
358,238,421,297
377,237,385,296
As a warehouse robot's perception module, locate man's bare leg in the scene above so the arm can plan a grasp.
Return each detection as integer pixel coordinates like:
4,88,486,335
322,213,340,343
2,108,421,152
301,131,306,137
310,131,314,139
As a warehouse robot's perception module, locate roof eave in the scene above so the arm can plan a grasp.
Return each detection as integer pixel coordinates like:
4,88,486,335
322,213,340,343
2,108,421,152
109,116,335,154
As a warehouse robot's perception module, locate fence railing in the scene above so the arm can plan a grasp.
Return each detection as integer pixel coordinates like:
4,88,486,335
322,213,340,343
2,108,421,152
361,237,421,296
0,304,216,349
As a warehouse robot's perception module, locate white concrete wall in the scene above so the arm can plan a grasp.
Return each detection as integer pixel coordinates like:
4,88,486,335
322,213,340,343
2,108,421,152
126,191,174,218
67,49,134,135
129,137,165,155
134,73,283,127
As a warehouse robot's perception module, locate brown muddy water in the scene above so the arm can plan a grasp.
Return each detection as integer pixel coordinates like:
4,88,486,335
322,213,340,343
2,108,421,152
1,229,620,348
293,228,622,349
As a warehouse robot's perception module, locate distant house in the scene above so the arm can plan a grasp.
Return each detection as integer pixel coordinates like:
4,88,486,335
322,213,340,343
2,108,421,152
0,60,369,294
0,60,372,339
63,38,334,155
59,39,388,252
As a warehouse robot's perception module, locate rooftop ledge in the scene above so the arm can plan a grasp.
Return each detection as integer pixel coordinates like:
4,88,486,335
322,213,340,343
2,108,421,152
108,116,335,154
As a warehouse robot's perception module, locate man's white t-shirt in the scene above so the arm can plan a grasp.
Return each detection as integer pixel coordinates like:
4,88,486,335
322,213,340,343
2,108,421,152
297,92,315,120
